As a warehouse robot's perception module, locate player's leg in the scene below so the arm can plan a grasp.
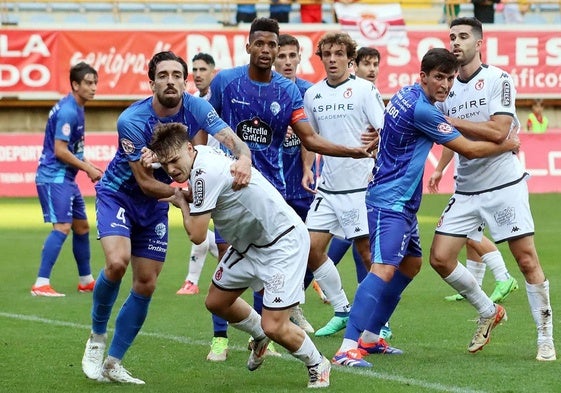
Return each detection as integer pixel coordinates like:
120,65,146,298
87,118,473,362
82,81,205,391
32,183,72,296
177,228,216,295
71,189,95,292
444,242,486,301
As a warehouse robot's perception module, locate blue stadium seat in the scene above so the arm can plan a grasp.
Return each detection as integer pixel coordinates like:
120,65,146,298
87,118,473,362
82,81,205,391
28,14,57,24
125,14,155,24
192,14,219,24
50,2,82,12
82,2,114,12
118,2,147,13
149,3,180,13
523,13,548,24
63,14,89,25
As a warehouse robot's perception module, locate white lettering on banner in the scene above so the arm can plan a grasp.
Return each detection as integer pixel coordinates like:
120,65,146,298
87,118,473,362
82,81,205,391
0,64,51,88
518,151,561,177
0,146,42,162
0,173,35,183
186,34,248,69
0,34,50,57
84,145,117,161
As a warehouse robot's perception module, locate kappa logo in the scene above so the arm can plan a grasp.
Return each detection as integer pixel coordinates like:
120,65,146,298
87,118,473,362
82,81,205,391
272,297,283,304
195,168,205,177
354,226,361,233
449,91,455,98
511,226,520,233
314,93,322,100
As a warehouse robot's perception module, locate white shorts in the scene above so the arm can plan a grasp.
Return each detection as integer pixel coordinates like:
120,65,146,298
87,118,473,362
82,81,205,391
306,189,368,239
211,222,309,310
435,179,535,243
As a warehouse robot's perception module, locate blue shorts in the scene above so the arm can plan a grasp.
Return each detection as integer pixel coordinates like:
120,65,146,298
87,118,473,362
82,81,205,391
95,187,169,262
287,196,314,222
367,205,422,267
36,182,87,224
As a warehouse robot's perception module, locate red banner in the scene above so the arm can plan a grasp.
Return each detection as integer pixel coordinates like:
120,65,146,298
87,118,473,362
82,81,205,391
1,132,560,197
1,26,560,99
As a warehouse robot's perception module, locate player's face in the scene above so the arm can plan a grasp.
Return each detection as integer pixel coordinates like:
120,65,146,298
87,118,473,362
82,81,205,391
151,60,187,108
274,44,300,80
192,59,214,94
420,69,456,103
159,142,195,184
73,73,97,105
354,55,379,84
320,43,351,85
247,31,278,71
449,25,481,66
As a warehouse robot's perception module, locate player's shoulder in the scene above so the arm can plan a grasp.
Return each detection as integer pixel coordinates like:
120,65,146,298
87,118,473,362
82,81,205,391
117,97,153,126
215,65,247,83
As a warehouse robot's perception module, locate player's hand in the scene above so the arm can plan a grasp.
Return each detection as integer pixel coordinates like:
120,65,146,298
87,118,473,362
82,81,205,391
86,165,103,183
160,187,190,209
301,167,317,194
285,125,294,140
140,147,159,169
505,132,521,154
230,155,252,190
427,170,442,194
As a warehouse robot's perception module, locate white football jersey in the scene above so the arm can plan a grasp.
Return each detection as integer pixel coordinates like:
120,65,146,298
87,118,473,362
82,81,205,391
189,146,301,253
304,75,384,192
437,65,523,193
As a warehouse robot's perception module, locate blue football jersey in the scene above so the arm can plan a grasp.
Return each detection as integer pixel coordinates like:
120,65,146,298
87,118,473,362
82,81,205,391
366,83,460,213
209,65,307,196
98,93,228,196
36,93,85,183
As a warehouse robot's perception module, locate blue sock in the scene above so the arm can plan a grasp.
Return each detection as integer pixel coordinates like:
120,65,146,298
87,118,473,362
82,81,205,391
344,273,386,341
72,232,91,276
91,269,120,335
364,270,412,335
212,313,229,337
352,243,368,283
37,230,67,278
253,291,263,315
108,290,151,360
328,237,352,266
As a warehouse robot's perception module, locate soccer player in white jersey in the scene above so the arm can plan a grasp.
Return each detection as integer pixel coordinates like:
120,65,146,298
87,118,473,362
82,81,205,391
176,52,219,296
148,122,331,388
303,31,384,337
430,17,555,361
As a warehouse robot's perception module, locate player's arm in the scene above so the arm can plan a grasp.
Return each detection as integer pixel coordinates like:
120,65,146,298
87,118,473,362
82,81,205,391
427,147,454,194
212,126,252,190
191,129,209,146
164,187,210,245
301,145,316,193
129,159,176,199
446,114,513,143
54,139,103,182
443,133,519,160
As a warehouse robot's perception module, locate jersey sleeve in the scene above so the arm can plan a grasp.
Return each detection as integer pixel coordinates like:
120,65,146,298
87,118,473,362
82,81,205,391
54,104,76,143
303,88,319,133
488,71,517,116
189,154,230,215
365,85,385,130
413,101,460,145
116,115,145,163
187,96,229,137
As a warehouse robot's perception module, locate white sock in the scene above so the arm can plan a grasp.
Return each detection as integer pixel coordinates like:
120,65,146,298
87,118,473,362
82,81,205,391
444,262,495,318
79,274,94,286
291,334,323,367
466,259,486,286
313,258,350,314
34,277,50,287
186,237,209,284
338,338,359,353
360,330,379,344
481,250,510,281
526,280,554,344
230,308,266,340
206,229,219,258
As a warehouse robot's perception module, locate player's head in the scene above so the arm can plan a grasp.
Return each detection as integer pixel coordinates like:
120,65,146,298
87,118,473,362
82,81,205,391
191,53,216,96
354,47,381,84
247,18,279,71
148,51,188,109
150,122,195,182
69,62,98,103
419,48,459,103
449,17,483,66
274,34,301,80
315,32,357,84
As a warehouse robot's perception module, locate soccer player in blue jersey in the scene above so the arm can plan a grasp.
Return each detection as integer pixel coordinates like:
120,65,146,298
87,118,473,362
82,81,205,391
80,51,252,384
332,48,520,368
32,62,102,297
206,17,376,361
430,17,555,361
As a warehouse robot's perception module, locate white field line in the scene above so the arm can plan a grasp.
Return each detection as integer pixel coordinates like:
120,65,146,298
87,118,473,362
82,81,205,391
1,311,487,393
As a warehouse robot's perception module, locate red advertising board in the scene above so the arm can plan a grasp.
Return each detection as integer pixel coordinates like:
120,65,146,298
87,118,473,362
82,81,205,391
1,26,561,99
1,132,560,198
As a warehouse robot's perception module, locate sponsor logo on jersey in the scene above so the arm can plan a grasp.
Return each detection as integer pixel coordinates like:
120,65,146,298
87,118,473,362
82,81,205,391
62,123,71,136
314,93,322,100
494,206,516,226
283,132,301,149
272,297,283,304
265,272,285,293
206,109,219,126
193,178,205,207
437,122,453,134
502,81,512,106
236,117,273,149
120,138,135,155
231,98,250,105
195,168,205,177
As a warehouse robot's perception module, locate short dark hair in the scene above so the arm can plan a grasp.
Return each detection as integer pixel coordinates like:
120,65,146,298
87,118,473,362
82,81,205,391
149,122,190,161
69,62,97,86
315,32,357,61
148,51,189,81
356,47,381,65
278,34,300,51
249,17,279,42
192,52,215,67
450,17,483,39
420,48,459,75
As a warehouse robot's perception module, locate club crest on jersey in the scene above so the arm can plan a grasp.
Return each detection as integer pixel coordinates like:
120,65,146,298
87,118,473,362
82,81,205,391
270,101,281,116
155,223,166,238
437,122,453,134
475,79,484,91
215,266,223,281
193,178,205,208
502,81,512,106
62,123,71,136
120,138,135,155
343,88,353,99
